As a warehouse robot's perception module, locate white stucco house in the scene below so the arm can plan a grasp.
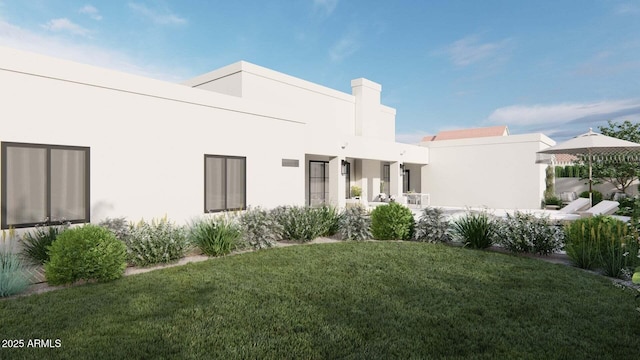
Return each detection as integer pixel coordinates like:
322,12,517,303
0,46,553,229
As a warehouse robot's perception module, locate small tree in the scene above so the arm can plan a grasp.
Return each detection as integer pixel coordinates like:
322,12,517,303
575,120,640,194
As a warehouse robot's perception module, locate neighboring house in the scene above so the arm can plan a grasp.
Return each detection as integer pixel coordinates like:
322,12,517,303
0,46,428,229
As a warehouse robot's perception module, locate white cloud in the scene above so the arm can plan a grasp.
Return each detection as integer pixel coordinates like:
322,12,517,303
128,3,187,25
615,2,640,14
329,32,359,62
313,0,339,16
41,18,90,37
0,20,187,82
487,100,640,126
79,5,102,21
486,99,640,140
441,34,512,67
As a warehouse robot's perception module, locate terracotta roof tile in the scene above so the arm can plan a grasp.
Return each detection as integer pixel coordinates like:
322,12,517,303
421,125,508,142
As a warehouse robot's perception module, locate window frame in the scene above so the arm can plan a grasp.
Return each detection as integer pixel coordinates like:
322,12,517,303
203,154,247,213
1,141,90,229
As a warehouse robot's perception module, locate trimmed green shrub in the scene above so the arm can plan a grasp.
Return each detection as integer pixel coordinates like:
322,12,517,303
1,229,31,297
555,166,564,178
240,207,281,249
338,205,372,241
497,212,564,255
271,205,340,242
370,202,414,240
189,217,241,256
20,223,68,265
413,207,450,243
543,196,562,207
579,190,603,205
351,186,362,198
452,211,498,249
45,225,126,285
99,217,131,241
126,217,189,266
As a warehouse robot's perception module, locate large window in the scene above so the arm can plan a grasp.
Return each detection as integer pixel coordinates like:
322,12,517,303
204,155,246,212
309,161,329,206
1,142,90,229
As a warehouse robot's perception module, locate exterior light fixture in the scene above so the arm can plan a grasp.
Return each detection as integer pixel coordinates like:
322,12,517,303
341,160,348,175
400,163,405,176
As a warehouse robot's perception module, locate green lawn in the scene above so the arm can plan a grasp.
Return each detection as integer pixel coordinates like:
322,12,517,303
1,242,639,359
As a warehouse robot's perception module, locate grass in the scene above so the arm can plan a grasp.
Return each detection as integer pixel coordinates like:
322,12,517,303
1,242,639,359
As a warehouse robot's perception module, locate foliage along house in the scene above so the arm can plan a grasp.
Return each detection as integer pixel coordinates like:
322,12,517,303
0,46,552,229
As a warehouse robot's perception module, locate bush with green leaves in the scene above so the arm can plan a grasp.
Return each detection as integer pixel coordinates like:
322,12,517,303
125,217,189,266
189,216,241,256
579,190,603,205
452,211,498,249
240,207,281,249
20,223,69,265
338,205,372,241
99,217,131,241
370,202,414,240
565,216,639,277
271,205,340,242
496,212,564,255
413,207,450,243
45,225,126,285
1,229,31,297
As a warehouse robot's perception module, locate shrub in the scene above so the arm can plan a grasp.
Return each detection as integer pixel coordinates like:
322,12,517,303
543,196,562,207
338,205,372,241
1,229,31,297
99,217,131,241
45,225,126,285
452,211,498,249
315,205,340,237
126,217,189,266
240,207,281,249
189,217,241,256
351,186,362,197
579,190,603,205
272,206,340,242
413,207,450,243
496,212,564,255
564,216,639,277
370,202,414,240
20,223,69,265
564,217,604,270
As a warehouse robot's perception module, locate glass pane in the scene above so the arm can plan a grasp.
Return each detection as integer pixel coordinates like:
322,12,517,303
5,147,47,225
51,149,86,222
205,157,225,212
226,158,245,210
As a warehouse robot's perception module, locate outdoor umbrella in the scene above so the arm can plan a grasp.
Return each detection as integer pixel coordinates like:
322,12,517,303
536,128,640,206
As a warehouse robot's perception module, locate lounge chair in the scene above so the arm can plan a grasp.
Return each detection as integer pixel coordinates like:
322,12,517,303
548,200,620,222
556,197,591,214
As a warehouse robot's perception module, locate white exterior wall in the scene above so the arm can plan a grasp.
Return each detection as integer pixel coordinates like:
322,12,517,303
421,134,555,209
0,47,306,224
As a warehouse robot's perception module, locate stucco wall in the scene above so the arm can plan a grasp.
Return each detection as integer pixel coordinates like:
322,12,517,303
421,134,555,209
0,47,306,225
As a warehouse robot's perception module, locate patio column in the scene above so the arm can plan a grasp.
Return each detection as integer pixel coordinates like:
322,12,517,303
329,157,346,208
390,162,403,198
360,159,380,203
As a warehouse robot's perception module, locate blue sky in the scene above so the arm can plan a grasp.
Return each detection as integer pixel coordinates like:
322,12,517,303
1,1,639,143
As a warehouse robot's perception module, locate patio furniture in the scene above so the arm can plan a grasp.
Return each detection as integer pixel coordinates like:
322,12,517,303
404,193,430,207
560,191,578,205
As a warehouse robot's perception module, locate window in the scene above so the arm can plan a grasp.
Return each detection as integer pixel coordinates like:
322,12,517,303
309,161,329,206
1,142,90,229
344,162,351,199
204,155,246,212
381,164,390,194
403,169,410,193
